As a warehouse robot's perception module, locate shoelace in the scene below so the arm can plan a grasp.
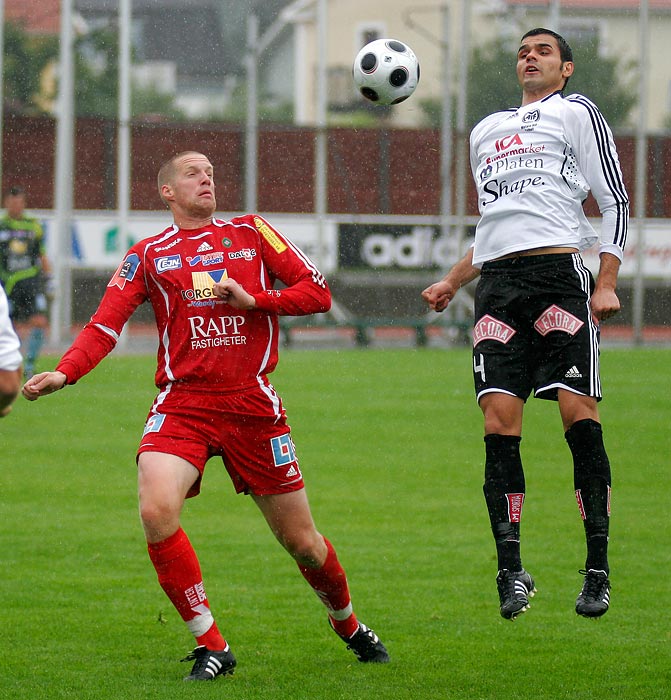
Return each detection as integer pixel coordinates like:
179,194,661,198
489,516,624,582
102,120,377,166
347,626,377,651
579,569,609,598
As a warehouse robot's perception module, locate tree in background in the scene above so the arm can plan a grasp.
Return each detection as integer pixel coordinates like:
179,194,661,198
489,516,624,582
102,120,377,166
420,37,637,131
3,22,58,114
75,26,188,120
3,20,187,120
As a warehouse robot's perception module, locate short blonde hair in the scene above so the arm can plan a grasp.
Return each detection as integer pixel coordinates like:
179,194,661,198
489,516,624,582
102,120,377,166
157,151,204,205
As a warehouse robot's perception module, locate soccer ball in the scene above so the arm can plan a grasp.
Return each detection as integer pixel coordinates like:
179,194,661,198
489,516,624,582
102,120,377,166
352,39,420,105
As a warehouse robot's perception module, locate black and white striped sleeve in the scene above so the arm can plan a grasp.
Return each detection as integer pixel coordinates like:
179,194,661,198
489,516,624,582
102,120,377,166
566,94,629,261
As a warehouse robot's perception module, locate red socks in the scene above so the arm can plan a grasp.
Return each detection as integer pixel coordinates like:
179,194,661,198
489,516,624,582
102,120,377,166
149,530,358,647
147,527,227,650
297,538,359,638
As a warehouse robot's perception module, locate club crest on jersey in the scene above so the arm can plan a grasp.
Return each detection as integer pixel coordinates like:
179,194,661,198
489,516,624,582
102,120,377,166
473,314,516,346
154,254,182,274
108,252,140,289
534,305,584,336
254,216,287,253
521,109,541,131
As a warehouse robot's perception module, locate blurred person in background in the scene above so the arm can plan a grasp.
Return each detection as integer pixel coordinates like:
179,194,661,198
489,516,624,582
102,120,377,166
0,186,51,378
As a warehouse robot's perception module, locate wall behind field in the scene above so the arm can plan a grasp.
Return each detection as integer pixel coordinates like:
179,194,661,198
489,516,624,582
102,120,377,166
3,113,670,218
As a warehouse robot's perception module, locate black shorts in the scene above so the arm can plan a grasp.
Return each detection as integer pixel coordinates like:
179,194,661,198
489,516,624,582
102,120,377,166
472,252,601,403
7,277,47,322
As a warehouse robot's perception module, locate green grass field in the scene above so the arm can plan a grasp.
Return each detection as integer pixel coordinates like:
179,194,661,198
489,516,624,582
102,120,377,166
1,348,669,699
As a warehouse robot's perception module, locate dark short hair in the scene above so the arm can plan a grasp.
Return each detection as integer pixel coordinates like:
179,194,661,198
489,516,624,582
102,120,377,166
521,27,573,63
7,186,24,196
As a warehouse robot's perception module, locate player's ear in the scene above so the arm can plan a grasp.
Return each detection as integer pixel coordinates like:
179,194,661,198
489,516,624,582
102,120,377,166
161,183,174,202
562,61,574,79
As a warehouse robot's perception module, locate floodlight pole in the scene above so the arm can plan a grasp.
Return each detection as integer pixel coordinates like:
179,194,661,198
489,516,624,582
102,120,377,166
0,0,4,188
548,0,561,30
453,0,470,259
118,0,131,239
440,6,453,239
245,14,259,213
314,0,327,262
245,1,317,213
632,0,649,344
402,5,455,232
51,0,76,347
116,0,132,350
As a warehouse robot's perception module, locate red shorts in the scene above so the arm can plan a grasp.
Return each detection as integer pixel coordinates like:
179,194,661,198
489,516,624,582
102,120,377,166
137,381,304,498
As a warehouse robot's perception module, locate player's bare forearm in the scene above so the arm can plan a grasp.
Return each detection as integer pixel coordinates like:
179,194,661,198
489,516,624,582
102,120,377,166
22,371,67,401
422,248,480,312
0,367,22,416
591,252,621,321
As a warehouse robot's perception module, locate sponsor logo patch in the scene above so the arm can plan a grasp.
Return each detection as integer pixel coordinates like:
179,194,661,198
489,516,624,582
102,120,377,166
473,314,516,346
271,434,297,467
155,238,182,252
142,413,166,436
255,216,287,253
154,254,182,273
506,493,525,523
181,268,228,304
228,248,257,261
187,252,225,267
108,252,140,289
534,304,584,336
495,134,523,152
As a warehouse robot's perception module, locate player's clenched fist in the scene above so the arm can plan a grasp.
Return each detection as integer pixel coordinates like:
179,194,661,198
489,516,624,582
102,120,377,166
212,278,257,310
22,371,67,401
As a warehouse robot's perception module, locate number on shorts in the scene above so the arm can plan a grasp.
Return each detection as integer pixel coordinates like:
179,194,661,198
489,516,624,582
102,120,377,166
473,353,486,382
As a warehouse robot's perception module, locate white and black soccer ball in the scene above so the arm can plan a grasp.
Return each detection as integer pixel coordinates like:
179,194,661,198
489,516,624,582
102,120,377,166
352,39,420,105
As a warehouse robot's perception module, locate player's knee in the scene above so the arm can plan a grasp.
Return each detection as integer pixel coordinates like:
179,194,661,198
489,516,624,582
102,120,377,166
480,394,523,435
284,530,326,567
138,496,181,534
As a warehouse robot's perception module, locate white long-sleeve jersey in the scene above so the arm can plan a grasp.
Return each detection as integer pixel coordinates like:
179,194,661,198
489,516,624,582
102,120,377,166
469,90,629,267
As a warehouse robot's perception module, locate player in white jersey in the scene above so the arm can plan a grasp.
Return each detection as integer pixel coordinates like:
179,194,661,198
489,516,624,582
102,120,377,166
423,28,627,620
0,284,23,416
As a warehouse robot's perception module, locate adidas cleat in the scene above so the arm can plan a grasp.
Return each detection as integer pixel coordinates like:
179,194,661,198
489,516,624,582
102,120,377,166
576,569,611,618
496,568,536,620
181,644,236,681
332,621,390,663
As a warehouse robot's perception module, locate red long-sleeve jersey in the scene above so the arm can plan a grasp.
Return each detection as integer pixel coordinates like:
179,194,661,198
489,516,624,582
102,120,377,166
57,215,331,391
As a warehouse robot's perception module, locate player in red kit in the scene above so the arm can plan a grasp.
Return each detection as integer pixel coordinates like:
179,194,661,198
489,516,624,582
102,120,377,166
23,151,389,680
